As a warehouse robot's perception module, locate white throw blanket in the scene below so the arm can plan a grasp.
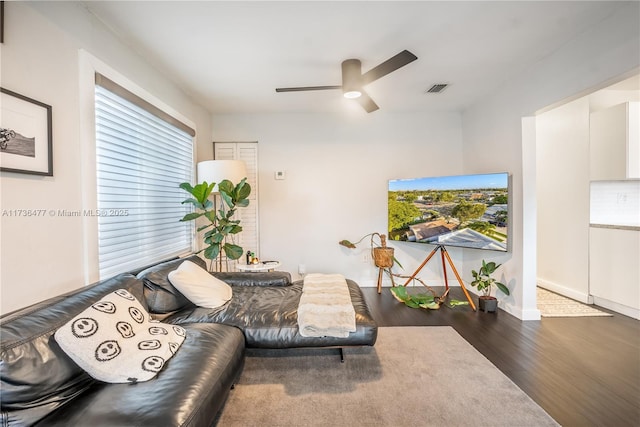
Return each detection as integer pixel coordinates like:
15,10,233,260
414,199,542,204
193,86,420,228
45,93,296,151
297,273,356,338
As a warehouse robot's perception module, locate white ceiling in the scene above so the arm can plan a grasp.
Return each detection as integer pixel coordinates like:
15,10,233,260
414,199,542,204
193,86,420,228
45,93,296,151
83,1,629,115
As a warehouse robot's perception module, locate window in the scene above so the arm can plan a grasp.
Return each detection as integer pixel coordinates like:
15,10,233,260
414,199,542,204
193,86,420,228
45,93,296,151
94,75,195,278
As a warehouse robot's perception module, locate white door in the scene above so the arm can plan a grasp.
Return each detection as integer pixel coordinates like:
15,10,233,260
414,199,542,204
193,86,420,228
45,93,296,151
214,142,259,268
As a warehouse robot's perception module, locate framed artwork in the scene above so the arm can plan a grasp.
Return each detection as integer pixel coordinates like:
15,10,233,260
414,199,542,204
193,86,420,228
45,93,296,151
1,88,53,176
1,1,4,44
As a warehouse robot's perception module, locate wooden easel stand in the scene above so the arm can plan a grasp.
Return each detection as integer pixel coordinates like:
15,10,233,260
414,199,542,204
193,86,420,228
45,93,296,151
402,244,477,311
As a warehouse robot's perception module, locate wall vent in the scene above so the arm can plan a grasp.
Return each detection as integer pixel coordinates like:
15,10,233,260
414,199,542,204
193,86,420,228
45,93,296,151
425,84,448,93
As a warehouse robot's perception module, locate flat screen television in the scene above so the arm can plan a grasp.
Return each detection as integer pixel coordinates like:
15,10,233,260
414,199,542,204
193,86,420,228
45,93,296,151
388,172,509,252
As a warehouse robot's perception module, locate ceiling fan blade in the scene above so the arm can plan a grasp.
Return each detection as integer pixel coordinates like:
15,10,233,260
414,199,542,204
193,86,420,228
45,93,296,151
275,85,341,93
362,50,418,84
356,90,379,113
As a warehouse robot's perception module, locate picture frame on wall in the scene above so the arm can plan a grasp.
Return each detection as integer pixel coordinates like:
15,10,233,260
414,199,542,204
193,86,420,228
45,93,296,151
1,88,53,176
1,1,4,44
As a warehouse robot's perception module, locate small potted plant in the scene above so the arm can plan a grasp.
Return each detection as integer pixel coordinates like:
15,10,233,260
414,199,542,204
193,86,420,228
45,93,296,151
338,232,399,269
470,260,509,312
339,232,403,293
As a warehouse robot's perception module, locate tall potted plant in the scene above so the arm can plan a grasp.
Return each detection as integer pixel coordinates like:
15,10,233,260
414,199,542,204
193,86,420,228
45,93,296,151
470,260,509,312
179,179,251,271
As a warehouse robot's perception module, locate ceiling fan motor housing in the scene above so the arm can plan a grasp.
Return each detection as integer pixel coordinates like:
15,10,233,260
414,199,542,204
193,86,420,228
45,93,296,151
342,59,362,98
275,50,417,112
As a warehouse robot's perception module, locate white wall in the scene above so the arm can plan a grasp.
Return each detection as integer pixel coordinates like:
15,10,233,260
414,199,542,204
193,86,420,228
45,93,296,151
536,88,639,305
462,1,640,319
211,111,464,286
0,2,211,314
536,97,591,302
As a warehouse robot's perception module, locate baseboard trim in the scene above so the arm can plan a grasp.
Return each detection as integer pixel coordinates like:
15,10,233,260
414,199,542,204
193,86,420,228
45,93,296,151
591,297,640,320
500,301,541,321
537,279,591,304
358,279,461,288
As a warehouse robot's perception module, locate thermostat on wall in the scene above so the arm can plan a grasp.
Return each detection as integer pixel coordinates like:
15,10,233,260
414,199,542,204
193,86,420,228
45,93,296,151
275,171,286,180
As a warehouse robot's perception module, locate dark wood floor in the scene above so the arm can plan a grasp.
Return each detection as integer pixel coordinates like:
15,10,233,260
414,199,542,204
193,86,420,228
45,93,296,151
362,286,640,427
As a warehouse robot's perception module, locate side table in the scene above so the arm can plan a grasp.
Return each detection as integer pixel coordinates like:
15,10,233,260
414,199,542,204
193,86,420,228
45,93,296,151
236,261,281,272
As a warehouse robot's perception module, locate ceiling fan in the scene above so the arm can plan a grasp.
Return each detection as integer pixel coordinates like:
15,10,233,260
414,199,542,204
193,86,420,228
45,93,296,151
275,50,418,113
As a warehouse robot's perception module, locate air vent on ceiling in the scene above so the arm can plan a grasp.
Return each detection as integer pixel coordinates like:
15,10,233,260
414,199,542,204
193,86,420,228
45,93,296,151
425,84,448,93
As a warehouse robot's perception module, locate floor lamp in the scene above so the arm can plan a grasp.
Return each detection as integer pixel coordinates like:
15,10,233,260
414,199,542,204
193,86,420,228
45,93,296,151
197,160,247,272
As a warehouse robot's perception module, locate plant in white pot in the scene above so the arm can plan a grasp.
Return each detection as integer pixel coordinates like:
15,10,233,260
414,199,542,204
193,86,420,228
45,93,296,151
470,260,509,312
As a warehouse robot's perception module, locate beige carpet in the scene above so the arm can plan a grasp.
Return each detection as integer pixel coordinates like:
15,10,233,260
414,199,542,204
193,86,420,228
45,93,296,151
216,326,558,426
537,287,612,318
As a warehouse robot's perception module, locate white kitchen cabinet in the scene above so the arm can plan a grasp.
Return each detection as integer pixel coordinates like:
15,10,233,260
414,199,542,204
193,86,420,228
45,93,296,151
589,226,640,319
590,102,639,180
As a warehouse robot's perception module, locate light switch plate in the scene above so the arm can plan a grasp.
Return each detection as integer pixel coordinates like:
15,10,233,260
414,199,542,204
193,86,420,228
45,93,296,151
275,171,286,180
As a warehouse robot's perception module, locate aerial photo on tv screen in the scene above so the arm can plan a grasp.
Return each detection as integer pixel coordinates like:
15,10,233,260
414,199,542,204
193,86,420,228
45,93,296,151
388,172,509,252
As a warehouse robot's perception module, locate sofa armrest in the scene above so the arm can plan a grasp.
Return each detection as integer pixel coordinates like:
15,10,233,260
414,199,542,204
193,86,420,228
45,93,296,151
212,271,291,287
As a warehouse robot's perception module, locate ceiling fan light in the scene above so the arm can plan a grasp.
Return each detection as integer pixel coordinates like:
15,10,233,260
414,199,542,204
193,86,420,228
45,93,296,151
342,58,363,100
343,90,362,99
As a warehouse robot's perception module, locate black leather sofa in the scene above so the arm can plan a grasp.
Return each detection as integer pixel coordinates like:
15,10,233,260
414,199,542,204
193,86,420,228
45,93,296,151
1,255,378,426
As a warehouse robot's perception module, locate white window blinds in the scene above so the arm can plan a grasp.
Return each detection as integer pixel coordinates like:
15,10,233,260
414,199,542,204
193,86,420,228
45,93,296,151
95,80,194,279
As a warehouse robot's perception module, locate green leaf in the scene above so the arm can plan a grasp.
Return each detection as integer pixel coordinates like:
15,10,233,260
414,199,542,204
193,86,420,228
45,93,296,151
412,293,434,305
484,261,497,274
203,244,220,260
187,182,214,204
219,191,233,208
181,198,204,209
204,210,217,223
197,224,212,232
419,301,440,310
235,198,250,208
448,299,470,307
179,182,194,194
180,212,203,222
235,180,251,200
392,256,403,269
404,299,421,308
496,282,510,296
223,243,244,260
218,179,234,196
228,225,243,234
339,240,357,249
389,286,410,302
211,233,225,244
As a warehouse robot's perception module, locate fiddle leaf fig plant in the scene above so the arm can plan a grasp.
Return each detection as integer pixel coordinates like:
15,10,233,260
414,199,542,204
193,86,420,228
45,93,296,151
179,178,251,263
470,260,509,296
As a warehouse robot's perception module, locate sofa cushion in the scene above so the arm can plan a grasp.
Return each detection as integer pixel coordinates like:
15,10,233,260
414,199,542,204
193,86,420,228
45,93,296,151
54,289,186,384
34,323,245,427
0,274,144,426
137,255,206,313
168,261,232,308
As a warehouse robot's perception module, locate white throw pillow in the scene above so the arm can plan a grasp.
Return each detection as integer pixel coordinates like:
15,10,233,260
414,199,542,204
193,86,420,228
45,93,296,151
54,289,186,384
168,260,232,308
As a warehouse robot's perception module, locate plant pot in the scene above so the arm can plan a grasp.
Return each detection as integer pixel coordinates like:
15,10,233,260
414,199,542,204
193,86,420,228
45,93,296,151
478,296,498,313
373,247,394,268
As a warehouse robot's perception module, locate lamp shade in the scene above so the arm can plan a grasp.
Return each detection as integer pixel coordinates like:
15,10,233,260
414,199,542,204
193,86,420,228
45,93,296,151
197,160,247,192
